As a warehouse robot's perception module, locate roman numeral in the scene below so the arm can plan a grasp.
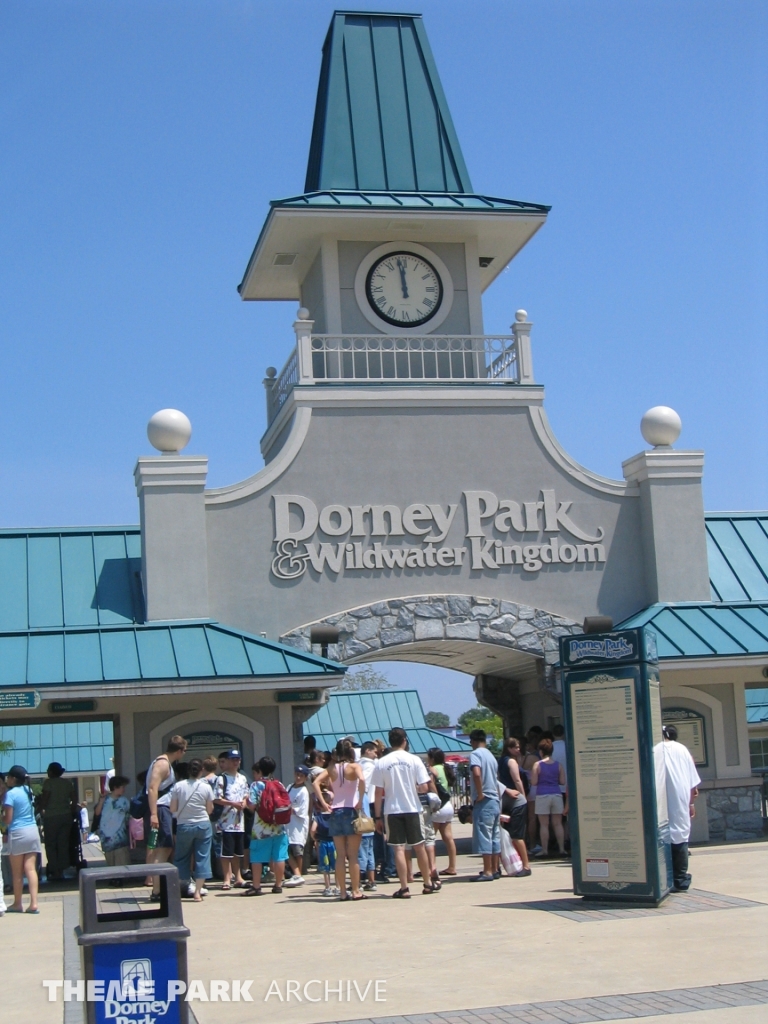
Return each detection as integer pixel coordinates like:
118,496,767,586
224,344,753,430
423,298,434,308
425,287,435,293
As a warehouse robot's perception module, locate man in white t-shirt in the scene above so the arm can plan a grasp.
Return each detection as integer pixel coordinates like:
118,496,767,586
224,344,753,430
372,728,437,898
662,725,701,892
213,749,249,890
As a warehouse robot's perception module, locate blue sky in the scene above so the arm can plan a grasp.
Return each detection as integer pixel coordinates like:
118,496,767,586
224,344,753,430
1,1,766,722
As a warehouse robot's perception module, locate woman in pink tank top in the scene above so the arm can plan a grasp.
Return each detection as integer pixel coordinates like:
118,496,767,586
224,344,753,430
312,739,366,899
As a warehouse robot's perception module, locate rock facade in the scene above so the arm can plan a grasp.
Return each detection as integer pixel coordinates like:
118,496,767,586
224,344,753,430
705,786,764,842
280,593,581,685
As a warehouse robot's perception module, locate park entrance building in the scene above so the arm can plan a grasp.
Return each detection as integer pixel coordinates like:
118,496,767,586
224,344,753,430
0,11,765,840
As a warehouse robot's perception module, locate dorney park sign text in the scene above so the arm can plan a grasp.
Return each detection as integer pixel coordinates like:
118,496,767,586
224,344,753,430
271,490,606,581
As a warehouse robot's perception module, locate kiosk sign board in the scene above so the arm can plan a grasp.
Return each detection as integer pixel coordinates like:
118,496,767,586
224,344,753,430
560,628,671,903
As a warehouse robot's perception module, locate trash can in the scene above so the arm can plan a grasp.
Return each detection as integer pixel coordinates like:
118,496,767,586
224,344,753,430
76,863,190,1024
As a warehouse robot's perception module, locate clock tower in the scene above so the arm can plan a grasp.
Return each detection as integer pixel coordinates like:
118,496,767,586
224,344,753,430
238,10,549,344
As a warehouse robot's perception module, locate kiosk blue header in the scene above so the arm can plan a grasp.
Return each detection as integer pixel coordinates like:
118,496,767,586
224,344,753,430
560,627,672,904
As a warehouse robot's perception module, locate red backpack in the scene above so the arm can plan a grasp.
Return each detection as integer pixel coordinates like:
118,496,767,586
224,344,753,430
258,779,292,825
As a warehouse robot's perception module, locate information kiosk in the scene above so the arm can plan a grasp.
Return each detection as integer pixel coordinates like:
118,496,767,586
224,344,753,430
560,627,671,904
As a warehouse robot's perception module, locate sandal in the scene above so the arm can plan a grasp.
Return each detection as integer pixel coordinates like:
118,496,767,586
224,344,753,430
351,893,368,901
221,883,232,890
422,884,438,895
439,869,457,876
242,887,262,897
392,888,411,899
233,881,250,888
271,885,283,894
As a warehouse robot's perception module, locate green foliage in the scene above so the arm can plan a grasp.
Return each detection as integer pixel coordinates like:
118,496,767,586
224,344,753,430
424,711,450,729
457,705,504,753
0,740,13,756
333,664,395,692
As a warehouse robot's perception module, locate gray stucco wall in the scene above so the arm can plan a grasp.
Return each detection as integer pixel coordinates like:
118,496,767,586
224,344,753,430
696,683,740,766
206,402,649,643
132,705,281,777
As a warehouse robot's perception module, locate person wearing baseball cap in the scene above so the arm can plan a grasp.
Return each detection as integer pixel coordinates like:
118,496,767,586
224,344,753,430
3,766,42,913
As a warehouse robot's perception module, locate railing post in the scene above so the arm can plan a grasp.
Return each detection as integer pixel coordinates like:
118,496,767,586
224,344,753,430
294,307,315,383
263,366,277,423
512,310,534,383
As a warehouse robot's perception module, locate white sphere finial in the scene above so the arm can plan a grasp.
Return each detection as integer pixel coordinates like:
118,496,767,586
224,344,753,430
297,307,310,320
641,406,681,448
515,309,528,323
147,409,192,454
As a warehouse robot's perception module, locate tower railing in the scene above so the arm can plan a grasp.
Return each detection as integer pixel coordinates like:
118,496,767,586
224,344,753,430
264,313,534,426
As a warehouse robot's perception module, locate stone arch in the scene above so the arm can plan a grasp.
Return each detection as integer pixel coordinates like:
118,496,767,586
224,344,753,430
280,595,581,731
281,594,579,666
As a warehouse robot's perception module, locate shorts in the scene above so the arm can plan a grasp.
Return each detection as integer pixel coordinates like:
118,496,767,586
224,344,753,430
535,793,564,815
385,812,424,847
7,825,43,856
104,846,131,867
250,832,288,865
220,831,245,858
504,802,528,841
144,804,174,850
431,801,453,825
318,839,336,873
327,807,357,837
420,806,435,847
288,843,305,861
472,797,500,856
357,833,375,873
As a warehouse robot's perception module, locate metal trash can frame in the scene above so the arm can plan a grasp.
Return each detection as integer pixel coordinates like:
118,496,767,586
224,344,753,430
76,863,190,1024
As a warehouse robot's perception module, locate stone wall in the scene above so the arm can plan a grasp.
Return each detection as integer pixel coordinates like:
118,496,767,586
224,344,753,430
280,593,581,681
705,785,764,841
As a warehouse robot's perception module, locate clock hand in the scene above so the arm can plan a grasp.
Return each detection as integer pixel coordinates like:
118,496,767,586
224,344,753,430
396,258,409,299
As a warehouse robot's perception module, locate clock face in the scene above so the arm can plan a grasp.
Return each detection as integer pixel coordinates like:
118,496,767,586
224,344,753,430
365,251,443,327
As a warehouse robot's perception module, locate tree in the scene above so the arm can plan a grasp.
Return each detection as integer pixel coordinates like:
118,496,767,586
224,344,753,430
457,705,504,753
0,740,13,756
332,664,394,692
424,711,450,729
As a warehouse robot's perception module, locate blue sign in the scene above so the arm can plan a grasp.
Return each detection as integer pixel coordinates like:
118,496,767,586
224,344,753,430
91,940,182,1024
0,690,40,709
560,628,658,668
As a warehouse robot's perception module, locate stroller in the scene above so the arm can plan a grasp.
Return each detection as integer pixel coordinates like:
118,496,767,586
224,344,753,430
68,813,88,874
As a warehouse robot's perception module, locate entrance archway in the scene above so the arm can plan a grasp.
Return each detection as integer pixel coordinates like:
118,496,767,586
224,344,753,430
280,594,581,735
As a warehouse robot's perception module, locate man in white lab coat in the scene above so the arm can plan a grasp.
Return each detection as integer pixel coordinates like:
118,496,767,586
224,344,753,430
663,725,701,892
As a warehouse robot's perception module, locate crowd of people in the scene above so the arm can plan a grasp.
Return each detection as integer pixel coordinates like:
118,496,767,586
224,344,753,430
0,722,572,911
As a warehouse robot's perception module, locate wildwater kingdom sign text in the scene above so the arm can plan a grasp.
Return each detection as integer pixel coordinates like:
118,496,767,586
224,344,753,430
271,490,606,581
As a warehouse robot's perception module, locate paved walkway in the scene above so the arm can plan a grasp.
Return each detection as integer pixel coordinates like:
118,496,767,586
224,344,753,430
9,830,768,1024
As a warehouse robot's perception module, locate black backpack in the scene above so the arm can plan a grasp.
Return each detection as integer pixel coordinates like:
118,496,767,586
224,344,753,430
209,774,227,824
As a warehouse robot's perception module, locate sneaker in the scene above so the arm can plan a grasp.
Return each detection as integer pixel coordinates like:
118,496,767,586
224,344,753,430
200,887,208,895
283,875,304,887
362,882,377,892
530,845,542,855
186,884,196,898
322,886,335,897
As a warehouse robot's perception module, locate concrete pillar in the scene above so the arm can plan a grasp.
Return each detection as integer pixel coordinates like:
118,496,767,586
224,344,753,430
134,455,209,621
622,448,710,603
277,703,294,784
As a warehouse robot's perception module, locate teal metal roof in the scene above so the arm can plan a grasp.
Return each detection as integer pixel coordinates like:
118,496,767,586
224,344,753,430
706,512,768,602
617,602,768,660
0,527,143,631
0,621,341,688
271,190,550,213
305,11,472,193
302,689,470,754
746,689,768,725
0,528,341,686
1,720,114,775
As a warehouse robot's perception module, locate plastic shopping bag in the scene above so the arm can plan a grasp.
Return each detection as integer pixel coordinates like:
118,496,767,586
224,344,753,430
499,822,524,875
